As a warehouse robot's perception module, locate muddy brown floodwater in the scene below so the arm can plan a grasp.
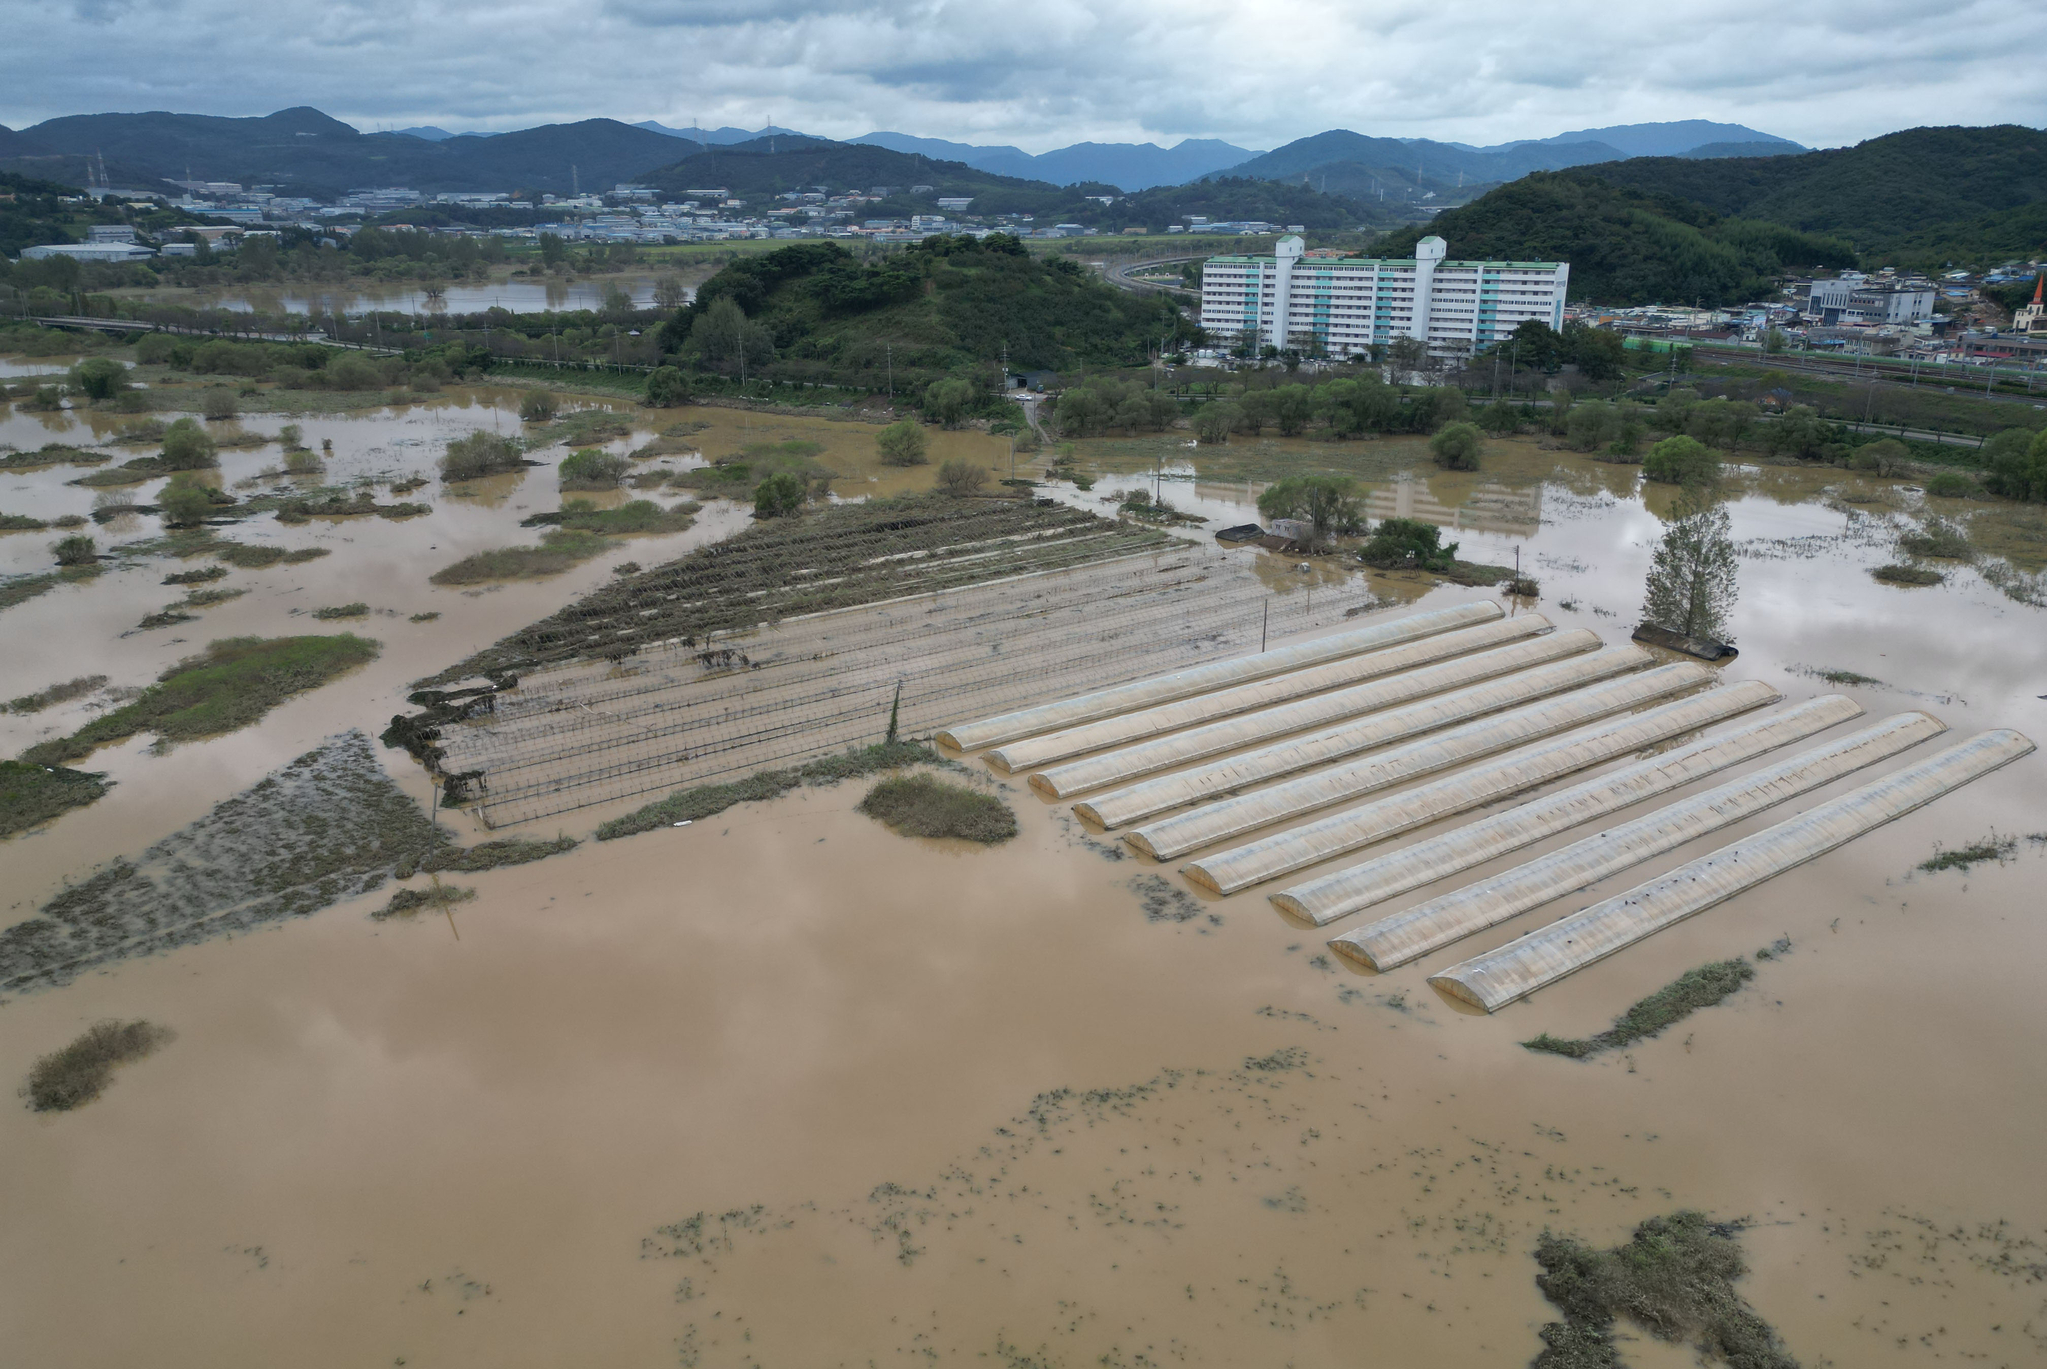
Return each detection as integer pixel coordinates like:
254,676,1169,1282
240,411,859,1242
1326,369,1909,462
3,385,2045,1368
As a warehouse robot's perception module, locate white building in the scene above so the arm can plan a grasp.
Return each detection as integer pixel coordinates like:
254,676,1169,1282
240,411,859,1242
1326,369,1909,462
1199,235,1569,357
1805,274,1935,325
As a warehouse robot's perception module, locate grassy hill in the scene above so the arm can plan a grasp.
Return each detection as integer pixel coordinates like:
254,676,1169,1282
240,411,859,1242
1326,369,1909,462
1572,125,2047,266
1378,172,1856,305
661,235,1190,381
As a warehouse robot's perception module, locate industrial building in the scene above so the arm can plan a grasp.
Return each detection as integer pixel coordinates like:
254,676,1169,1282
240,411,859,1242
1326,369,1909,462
1199,235,1569,357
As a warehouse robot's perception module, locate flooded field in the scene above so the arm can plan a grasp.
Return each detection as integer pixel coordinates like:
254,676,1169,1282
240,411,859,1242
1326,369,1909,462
3,374,2045,1368
106,272,685,318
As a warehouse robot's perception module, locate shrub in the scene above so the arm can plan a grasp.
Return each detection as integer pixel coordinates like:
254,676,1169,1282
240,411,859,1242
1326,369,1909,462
519,387,558,422
279,423,304,450
1359,517,1456,571
283,448,323,474
25,1020,173,1111
754,470,806,518
923,377,976,428
644,366,690,408
157,479,215,528
159,416,220,470
1429,421,1483,471
440,430,526,481
558,448,631,489
200,387,237,421
1850,438,1909,476
876,419,929,467
23,384,62,410
936,458,988,497
857,773,1017,844
1923,470,1978,498
326,354,383,391
1642,434,1720,487
70,356,127,401
134,333,177,364
1872,562,1943,586
52,533,97,566
312,602,370,619
1477,399,1520,434
1982,428,2047,502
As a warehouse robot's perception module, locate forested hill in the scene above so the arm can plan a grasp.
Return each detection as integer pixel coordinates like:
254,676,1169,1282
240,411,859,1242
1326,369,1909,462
659,235,1190,379
1378,173,1856,306
639,137,1051,203
1570,125,2047,265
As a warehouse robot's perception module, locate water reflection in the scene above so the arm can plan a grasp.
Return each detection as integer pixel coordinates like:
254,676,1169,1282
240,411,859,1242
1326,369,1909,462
140,276,685,317
1365,474,1542,539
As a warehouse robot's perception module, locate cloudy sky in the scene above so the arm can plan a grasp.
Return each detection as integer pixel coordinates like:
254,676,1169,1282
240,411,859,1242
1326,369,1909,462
8,0,2045,151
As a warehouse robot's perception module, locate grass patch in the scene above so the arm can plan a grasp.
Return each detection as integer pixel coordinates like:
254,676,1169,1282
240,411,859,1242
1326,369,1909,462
522,497,701,535
69,459,164,488
856,773,1017,844
375,884,477,920
1523,960,1755,1060
178,586,244,609
596,741,951,840
0,512,50,530
0,564,101,613
0,443,108,469
20,634,380,766
312,602,370,619
428,528,613,584
526,408,633,448
406,833,577,876
1897,516,1972,560
1,759,112,836
23,1020,173,1111
1797,666,1882,687
1532,1210,1797,1369
8,674,107,713
409,611,440,622
163,565,229,585
1871,562,1943,586
1917,831,2046,874
134,609,197,630
274,492,432,523
212,542,329,569
668,438,831,498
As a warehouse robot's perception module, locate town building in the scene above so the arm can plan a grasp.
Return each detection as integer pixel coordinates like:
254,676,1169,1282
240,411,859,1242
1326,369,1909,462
1199,235,1569,357
1803,273,1935,325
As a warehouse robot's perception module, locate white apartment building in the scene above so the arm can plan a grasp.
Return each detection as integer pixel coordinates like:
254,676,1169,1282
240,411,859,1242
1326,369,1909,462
1199,235,1569,358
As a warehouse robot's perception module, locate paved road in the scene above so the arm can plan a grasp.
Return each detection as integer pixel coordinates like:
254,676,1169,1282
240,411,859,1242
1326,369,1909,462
1101,254,1205,302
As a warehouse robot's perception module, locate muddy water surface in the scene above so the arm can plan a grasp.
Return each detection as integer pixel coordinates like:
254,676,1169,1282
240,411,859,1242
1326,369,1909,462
3,397,2045,1367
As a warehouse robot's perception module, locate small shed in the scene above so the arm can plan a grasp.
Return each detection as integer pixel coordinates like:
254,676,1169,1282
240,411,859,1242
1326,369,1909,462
1631,623,1738,661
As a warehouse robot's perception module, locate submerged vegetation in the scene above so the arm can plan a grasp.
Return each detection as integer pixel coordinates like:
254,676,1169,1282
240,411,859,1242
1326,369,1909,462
596,741,953,840
23,1019,174,1112
19,634,379,766
376,884,476,920
1524,960,1756,1059
1871,562,1943,586
407,833,578,877
7,674,107,713
1916,831,2045,874
1531,1211,1797,1369
0,759,111,836
856,774,1017,845
0,731,441,996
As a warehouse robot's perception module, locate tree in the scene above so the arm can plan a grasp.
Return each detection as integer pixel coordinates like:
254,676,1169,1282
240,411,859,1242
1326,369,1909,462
158,416,219,470
1643,435,1720,488
1269,384,1314,436
1762,405,1830,462
1506,319,1564,373
1564,322,1626,381
69,357,127,401
1641,494,1739,642
1983,428,2047,502
1429,421,1484,471
538,233,567,267
653,276,688,311
1478,400,1520,435
1194,401,1240,445
686,296,775,375
1849,438,1909,476
924,378,975,428
876,419,929,467
754,470,805,518
601,284,634,320
1055,386,1112,437
1762,327,1788,355
1359,517,1457,571
200,387,237,421
1388,335,1428,373
519,388,559,422
644,367,690,408
1257,474,1362,541
936,458,988,497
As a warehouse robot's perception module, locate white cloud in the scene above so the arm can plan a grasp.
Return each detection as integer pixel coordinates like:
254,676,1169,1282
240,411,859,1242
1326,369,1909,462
5,0,2043,151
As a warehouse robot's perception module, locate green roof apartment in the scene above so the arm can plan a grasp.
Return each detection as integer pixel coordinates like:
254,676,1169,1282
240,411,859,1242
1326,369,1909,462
1200,235,1568,358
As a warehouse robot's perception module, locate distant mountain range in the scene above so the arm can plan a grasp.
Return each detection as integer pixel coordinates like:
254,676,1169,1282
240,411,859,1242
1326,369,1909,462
0,105,1809,208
